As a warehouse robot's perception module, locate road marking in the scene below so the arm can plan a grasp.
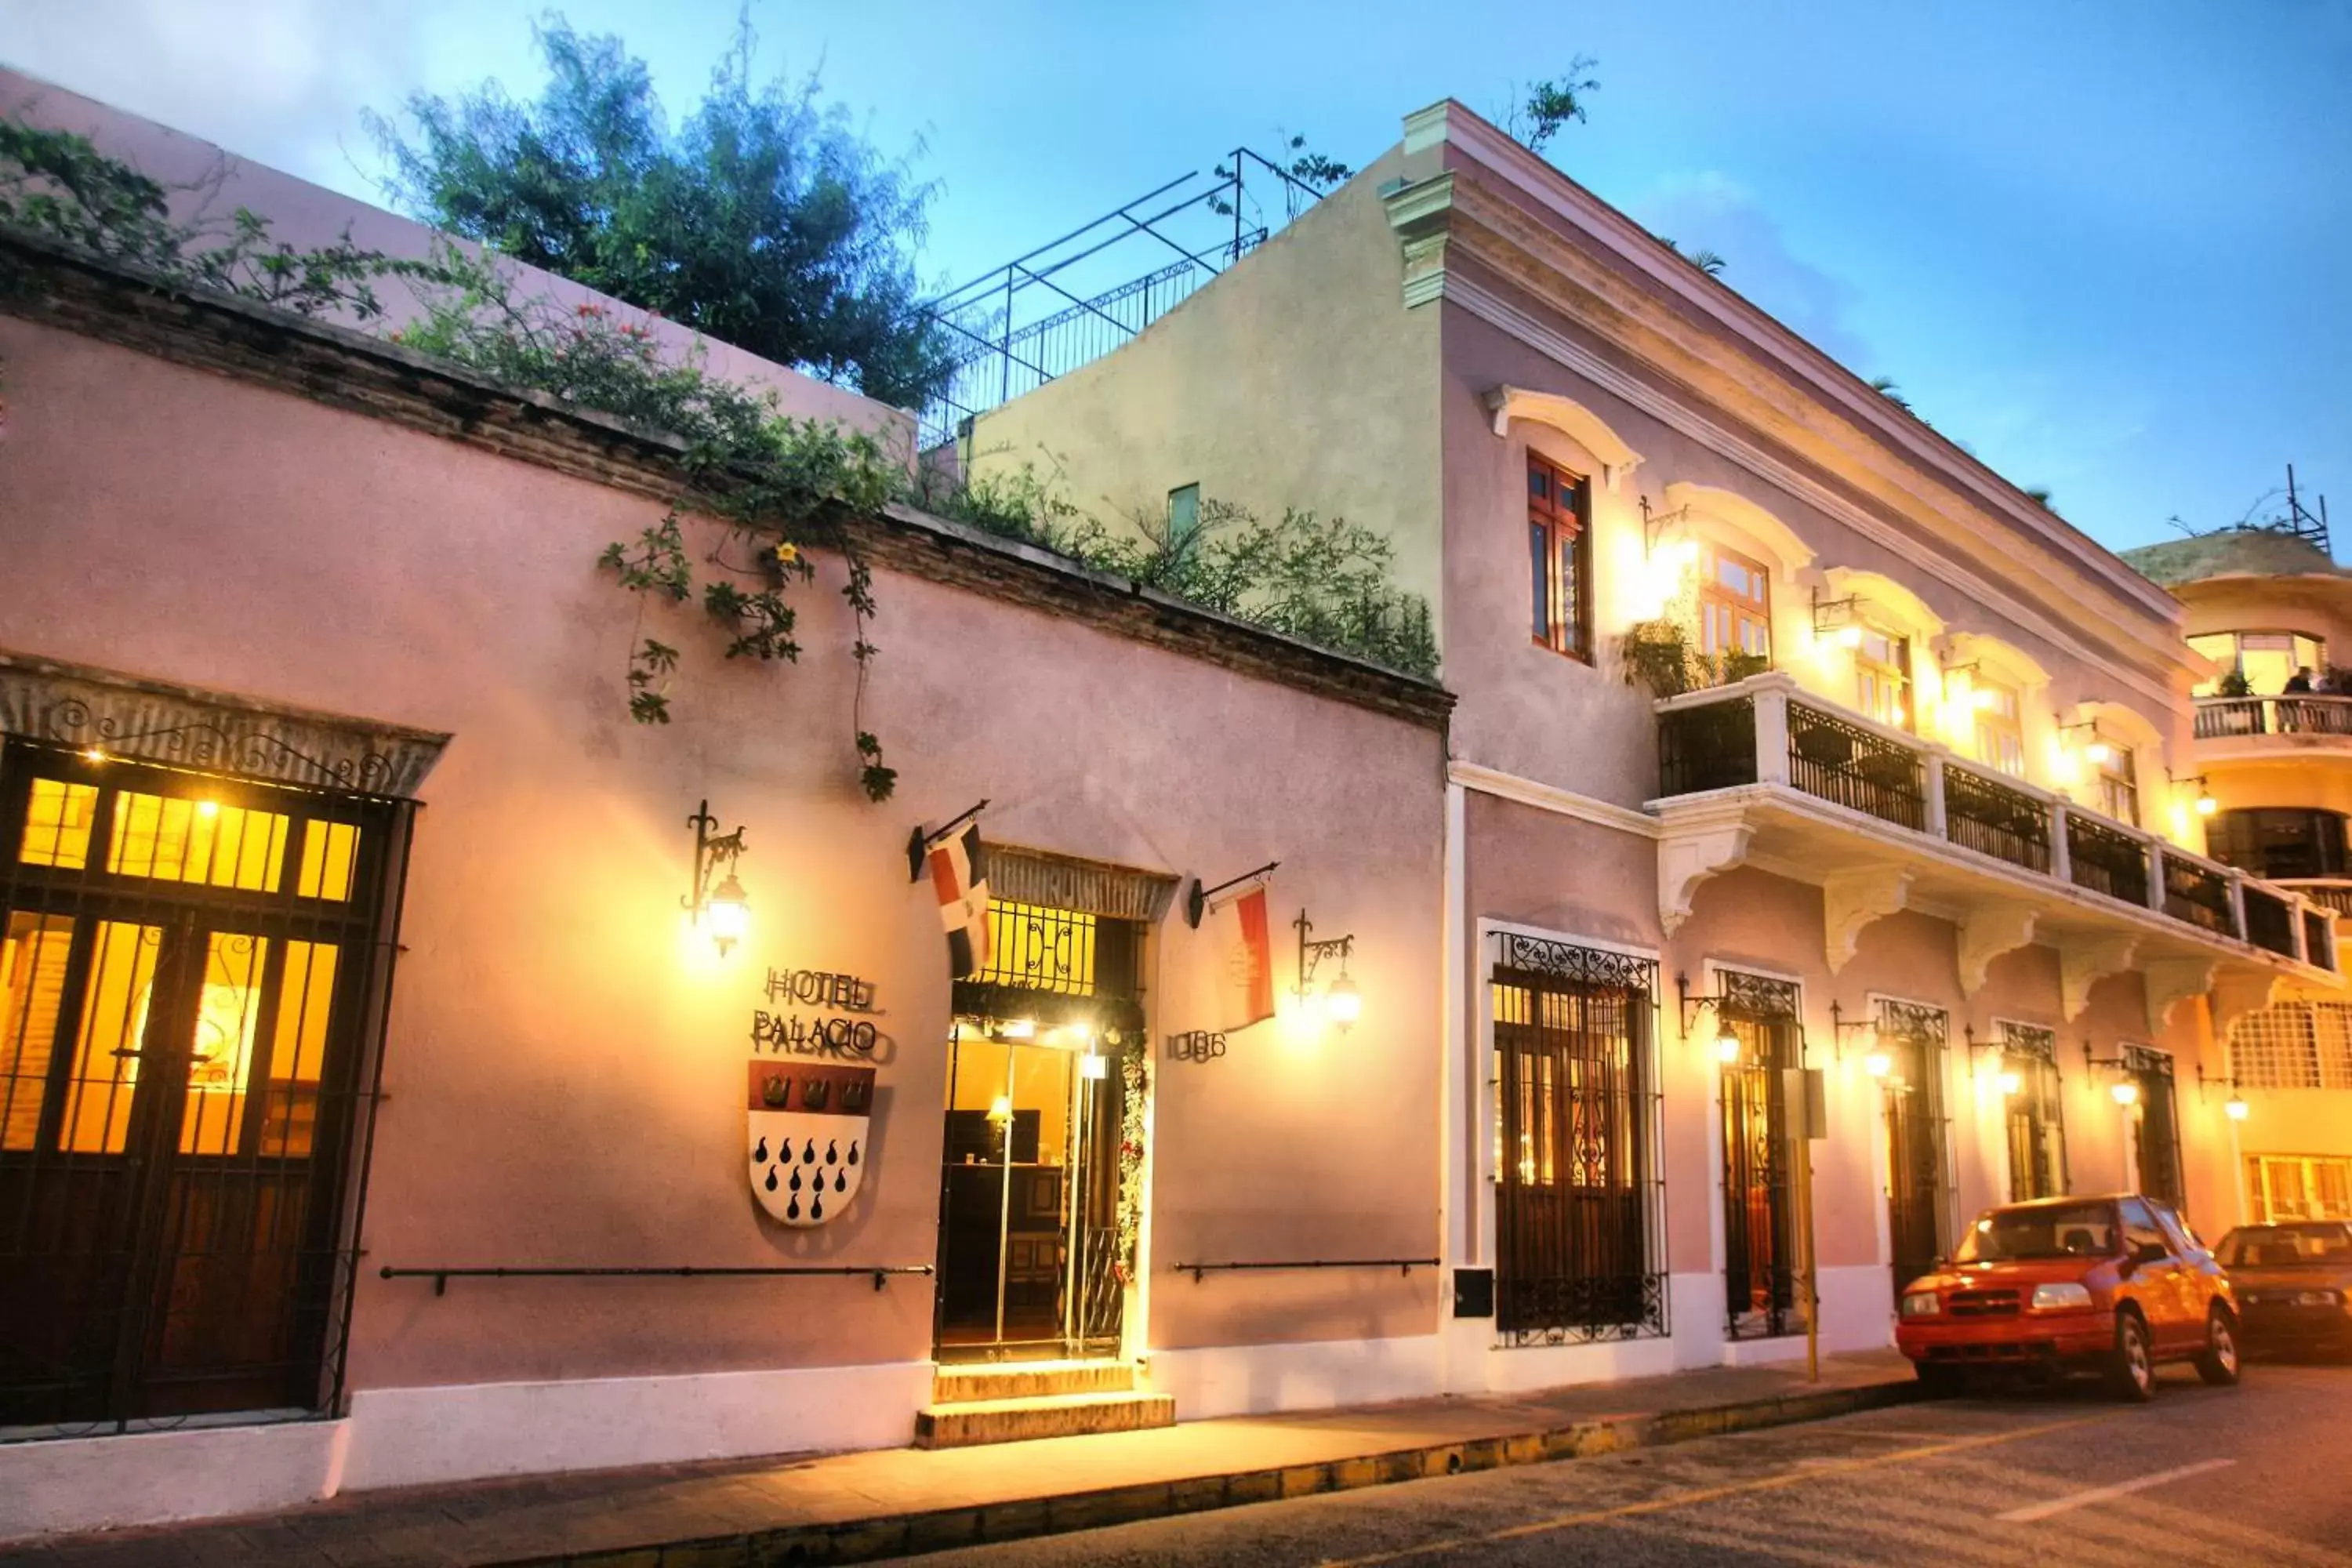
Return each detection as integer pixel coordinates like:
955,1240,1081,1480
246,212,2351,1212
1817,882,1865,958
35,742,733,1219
1316,1412,2119,1567
1995,1457,2237,1523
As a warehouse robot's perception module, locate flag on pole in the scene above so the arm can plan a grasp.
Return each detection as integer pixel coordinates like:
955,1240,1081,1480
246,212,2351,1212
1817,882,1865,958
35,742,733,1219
1207,883,1276,1032
927,823,991,978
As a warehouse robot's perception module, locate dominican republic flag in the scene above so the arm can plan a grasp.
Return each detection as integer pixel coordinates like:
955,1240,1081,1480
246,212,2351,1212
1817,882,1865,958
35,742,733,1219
1208,883,1276,1032
927,824,992,978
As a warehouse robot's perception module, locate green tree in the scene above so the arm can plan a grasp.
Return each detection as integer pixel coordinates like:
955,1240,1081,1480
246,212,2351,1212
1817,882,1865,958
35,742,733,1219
1498,61,1602,154
368,13,951,408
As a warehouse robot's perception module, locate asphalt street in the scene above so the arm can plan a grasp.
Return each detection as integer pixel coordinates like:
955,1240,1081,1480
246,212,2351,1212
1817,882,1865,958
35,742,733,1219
895,1359,2352,1566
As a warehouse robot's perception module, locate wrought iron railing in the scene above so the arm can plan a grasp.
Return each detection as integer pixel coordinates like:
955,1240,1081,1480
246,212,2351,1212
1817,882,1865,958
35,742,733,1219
2068,811,2151,906
1647,677,2335,969
916,149,1330,446
2195,694,2352,739
1785,703,1925,829
1657,696,1758,796
1944,765,2051,872
1171,1257,1438,1282
379,1263,935,1297
2245,887,2298,958
2306,909,2337,971
2164,856,2238,937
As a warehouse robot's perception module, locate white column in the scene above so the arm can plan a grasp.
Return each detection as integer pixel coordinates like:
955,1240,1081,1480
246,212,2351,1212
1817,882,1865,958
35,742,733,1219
1754,686,1791,787
2226,873,2249,942
2145,844,2169,914
2049,801,2073,884
1923,752,1949,840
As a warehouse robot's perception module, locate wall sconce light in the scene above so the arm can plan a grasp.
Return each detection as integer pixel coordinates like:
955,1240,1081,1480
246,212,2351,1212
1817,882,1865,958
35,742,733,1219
1639,495,1696,560
1945,662,1998,710
684,799,749,956
2169,770,2219,818
1962,1026,2026,1095
1294,909,1360,1030
1676,974,1746,1065
2060,719,2115,766
1827,1000,1888,1074
2085,1042,2139,1107
2197,1064,2250,1121
1079,1049,1109,1081
1810,588,1865,648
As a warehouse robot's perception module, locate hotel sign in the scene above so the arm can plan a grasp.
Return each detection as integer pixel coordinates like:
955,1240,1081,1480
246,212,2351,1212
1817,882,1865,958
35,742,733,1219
752,965,880,1057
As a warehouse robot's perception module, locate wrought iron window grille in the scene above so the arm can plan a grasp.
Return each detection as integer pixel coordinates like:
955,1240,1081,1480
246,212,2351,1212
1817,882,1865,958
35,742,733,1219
1492,935,1668,1347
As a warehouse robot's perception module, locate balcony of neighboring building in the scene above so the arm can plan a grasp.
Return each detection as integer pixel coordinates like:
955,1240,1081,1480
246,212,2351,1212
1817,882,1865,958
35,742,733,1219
1649,673,2339,1011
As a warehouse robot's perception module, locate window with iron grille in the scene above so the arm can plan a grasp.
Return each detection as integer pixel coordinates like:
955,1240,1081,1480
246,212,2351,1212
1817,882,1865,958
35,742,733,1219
2247,1154,2352,1223
2230,1001,2352,1090
2123,1044,2183,1210
1998,1022,2067,1201
1490,933,1665,1345
1718,971,1802,1339
1874,999,1950,1299
1527,456,1592,661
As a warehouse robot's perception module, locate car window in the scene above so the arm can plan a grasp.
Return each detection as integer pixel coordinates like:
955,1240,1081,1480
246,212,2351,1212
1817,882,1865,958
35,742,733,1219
2151,1203,2204,1256
1955,1202,2117,1261
2119,1198,2170,1257
2217,1223,2352,1266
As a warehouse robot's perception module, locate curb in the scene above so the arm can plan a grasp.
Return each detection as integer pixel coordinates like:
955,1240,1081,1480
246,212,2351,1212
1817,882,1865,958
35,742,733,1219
500,1377,1923,1566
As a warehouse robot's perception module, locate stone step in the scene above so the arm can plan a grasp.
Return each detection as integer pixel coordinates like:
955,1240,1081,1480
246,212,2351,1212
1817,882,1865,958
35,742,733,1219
932,1359,1136,1403
913,1389,1176,1449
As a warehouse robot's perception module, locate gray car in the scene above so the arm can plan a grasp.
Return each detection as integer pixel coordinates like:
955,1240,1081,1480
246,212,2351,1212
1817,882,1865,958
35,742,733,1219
2214,1221,2352,1356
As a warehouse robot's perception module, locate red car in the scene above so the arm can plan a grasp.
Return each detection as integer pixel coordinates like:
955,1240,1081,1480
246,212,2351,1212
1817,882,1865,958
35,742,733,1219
1895,1193,2241,1400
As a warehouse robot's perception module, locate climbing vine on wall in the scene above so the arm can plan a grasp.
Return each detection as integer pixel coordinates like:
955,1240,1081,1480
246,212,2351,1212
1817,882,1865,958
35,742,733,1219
1115,1029,1151,1284
2,122,1446,806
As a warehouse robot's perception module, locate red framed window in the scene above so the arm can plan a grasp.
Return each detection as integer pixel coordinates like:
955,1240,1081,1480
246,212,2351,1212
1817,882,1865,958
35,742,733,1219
1528,455,1592,660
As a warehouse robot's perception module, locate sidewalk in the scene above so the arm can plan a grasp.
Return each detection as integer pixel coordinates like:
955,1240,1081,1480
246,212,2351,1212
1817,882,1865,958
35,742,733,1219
2,1350,1918,1567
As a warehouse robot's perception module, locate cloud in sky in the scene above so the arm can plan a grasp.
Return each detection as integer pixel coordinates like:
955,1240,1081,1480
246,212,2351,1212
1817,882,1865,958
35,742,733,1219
0,0,432,194
1628,170,1871,373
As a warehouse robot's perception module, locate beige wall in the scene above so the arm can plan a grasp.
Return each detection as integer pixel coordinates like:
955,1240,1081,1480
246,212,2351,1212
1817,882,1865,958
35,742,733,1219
965,146,1447,646
0,312,1447,1387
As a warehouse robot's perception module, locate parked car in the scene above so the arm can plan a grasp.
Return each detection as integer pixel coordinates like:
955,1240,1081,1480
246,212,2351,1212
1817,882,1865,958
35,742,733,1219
1894,1193,2240,1400
2213,1220,2352,1356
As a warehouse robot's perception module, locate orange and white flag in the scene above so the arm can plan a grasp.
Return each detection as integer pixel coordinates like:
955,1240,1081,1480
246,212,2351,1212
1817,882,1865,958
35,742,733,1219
1207,884,1276,1032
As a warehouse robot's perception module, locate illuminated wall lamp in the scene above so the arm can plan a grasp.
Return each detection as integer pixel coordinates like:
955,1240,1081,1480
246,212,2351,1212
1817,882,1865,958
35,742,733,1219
1828,1000,1890,1076
1964,1026,2027,1096
2170,770,2219,818
684,799,750,956
1294,909,1361,1031
2198,1064,2250,1121
1675,974,1747,1066
2060,718,2115,766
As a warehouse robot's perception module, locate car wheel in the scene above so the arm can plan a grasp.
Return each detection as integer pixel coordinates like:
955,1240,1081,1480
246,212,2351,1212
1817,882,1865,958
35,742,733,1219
1915,1361,1967,1398
2106,1309,2155,1402
2195,1305,2242,1387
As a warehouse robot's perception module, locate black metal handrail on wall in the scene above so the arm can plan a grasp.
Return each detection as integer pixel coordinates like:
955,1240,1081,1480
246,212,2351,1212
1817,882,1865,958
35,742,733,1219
1785,703,1925,829
1171,1258,1438,1283
1944,765,2052,872
2067,811,2151,906
379,1264,935,1297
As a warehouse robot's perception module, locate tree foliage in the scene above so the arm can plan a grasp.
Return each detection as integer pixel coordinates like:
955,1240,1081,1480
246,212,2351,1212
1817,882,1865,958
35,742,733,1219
1498,60,1602,154
368,13,952,408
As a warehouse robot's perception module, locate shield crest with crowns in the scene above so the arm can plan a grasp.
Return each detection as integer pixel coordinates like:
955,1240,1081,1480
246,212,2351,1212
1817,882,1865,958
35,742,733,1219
749,1061,874,1226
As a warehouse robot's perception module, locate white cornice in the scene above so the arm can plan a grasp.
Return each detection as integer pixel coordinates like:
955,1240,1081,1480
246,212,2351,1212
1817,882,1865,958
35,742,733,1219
1399,101,2183,629
1448,760,1662,840
1431,267,2180,714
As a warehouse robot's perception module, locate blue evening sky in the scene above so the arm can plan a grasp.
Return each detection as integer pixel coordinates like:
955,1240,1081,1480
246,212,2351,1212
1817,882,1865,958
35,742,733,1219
5,0,2347,554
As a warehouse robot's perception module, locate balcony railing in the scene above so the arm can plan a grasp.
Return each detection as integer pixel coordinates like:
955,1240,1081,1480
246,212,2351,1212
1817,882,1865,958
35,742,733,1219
1944,764,2052,873
1652,674,2333,971
2194,694,2352,739
2068,811,2151,906
2277,878,2352,917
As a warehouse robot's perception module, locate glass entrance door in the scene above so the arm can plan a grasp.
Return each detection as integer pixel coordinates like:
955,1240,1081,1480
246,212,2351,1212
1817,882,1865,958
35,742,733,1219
934,1022,1120,1360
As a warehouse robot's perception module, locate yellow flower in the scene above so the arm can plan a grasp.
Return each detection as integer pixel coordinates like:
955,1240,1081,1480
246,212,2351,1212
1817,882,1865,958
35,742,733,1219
773,542,800,567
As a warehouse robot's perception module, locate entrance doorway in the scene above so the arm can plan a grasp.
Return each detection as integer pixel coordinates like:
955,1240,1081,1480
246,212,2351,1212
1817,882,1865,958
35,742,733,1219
934,898,1138,1363
1875,1000,1950,1301
1718,972,1802,1340
0,744,403,1429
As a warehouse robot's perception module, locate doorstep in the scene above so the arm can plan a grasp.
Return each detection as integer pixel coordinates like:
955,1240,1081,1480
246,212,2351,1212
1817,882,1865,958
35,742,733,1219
0,1349,1919,1567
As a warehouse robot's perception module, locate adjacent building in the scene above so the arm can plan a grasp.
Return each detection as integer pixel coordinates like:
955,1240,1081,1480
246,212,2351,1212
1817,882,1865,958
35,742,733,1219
967,100,2339,1394
2122,528,2352,1225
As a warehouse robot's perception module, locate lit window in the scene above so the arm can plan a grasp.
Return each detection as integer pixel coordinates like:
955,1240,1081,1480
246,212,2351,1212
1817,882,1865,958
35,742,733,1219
107,791,289,892
1855,626,1911,730
1527,455,1592,660
1698,544,1772,665
1973,677,2025,778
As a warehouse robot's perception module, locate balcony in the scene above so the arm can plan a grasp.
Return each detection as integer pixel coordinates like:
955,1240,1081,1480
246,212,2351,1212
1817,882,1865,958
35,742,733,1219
2194,694,2352,762
1650,674,2339,1018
